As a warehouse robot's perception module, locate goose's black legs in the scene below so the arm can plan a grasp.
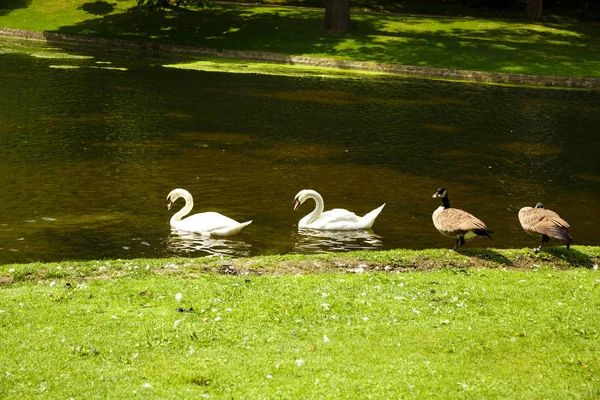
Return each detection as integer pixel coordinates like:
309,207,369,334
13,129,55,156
452,235,465,251
535,235,550,252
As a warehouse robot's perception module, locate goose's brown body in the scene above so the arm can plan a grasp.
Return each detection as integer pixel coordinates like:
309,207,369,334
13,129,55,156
432,188,493,250
518,204,572,250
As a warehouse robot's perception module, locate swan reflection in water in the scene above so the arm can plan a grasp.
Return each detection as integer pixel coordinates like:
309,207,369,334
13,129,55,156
167,228,252,257
292,229,383,254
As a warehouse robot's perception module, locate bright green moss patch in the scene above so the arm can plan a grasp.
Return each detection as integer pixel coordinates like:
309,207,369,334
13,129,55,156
163,58,390,78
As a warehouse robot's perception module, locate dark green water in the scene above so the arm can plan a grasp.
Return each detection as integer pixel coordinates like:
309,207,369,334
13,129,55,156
1,42,599,263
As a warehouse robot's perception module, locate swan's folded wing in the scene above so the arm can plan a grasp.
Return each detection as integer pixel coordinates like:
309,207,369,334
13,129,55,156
181,212,240,232
318,209,362,225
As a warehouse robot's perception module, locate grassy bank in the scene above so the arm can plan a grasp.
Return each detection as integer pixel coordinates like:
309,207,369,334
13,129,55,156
1,1,600,78
2,246,599,285
1,247,599,398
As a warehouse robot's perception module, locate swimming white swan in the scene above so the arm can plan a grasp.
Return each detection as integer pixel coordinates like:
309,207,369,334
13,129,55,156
293,189,385,230
166,188,252,236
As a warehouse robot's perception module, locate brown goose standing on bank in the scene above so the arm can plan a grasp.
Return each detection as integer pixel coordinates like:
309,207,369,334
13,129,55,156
518,202,572,251
432,188,494,250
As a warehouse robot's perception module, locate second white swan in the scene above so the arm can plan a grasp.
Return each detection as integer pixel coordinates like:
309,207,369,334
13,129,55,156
166,188,252,236
293,189,385,230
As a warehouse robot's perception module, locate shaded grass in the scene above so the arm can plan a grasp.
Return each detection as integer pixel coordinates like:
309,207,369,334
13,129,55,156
0,1,599,78
1,254,599,398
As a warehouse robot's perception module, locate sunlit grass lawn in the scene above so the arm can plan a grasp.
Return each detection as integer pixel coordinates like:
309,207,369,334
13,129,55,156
1,0,599,77
1,250,599,398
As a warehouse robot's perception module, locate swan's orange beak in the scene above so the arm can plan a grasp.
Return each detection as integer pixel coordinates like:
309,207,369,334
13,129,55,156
167,200,172,211
293,198,301,211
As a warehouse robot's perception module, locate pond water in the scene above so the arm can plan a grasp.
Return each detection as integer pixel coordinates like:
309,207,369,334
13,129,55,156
1,41,599,264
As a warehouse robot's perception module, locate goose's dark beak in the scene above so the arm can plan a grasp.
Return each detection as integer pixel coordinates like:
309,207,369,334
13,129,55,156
293,198,301,211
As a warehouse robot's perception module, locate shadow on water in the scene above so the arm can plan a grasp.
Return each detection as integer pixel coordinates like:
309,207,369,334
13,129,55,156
292,229,383,254
166,229,252,257
0,0,31,16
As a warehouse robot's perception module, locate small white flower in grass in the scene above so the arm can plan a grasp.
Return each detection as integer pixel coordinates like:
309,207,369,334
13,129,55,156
49,281,56,287
296,359,304,367
413,308,421,315
175,293,183,303
174,319,183,328
141,383,152,389
214,316,221,321
323,335,330,343
266,375,273,379
321,303,330,310
0,310,5,313
362,317,369,322
225,308,233,312
111,315,118,319
8,268,14,273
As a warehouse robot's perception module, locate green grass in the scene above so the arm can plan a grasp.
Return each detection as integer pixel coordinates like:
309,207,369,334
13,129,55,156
1,0,600,78
1,248,599,398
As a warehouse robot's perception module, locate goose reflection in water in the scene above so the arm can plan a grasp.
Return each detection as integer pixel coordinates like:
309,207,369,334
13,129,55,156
167,229,252,257
292,229,383,254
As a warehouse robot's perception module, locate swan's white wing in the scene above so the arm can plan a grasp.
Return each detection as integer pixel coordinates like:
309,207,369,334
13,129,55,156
173,212,242,234
306,208,364,230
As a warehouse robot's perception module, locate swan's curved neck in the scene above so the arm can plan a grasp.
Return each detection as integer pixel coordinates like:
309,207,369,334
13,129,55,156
171,191,194,224
303,190,325,224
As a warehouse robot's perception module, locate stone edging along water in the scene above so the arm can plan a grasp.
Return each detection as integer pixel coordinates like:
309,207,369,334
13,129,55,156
1,27,599,89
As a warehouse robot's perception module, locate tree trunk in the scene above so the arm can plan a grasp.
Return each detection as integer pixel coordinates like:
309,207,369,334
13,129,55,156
325,0,351,33
527,0,543,22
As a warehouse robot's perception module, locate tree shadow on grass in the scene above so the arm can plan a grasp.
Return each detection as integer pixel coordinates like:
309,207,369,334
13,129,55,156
79,1,117,16
0,0,31,16
42,2,600,78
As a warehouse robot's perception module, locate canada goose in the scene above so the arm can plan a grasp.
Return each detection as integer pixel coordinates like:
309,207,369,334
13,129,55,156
518,202,572,251
432,188,494,250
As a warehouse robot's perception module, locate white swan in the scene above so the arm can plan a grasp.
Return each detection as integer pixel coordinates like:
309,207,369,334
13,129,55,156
166,188,252,236
293,189,385,230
